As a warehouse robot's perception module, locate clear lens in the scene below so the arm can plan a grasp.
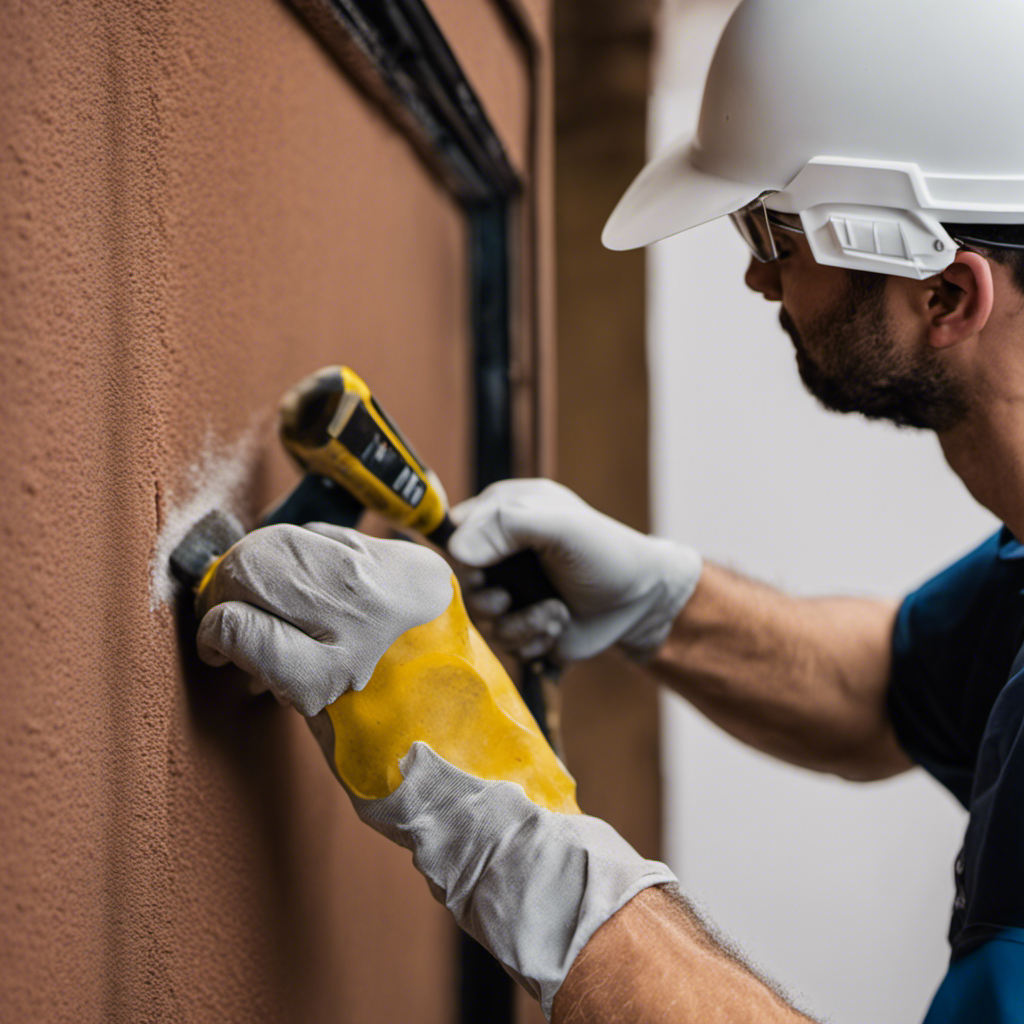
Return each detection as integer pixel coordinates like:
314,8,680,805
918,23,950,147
730,201,778,262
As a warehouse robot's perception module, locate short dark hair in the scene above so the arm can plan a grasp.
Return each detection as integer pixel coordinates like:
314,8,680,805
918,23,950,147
942,223,1024,294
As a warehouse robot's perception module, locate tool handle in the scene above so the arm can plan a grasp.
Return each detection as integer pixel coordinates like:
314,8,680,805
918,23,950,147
487,550,563,714
430,516,561,613
483,549,560,613
261,473,364,529
430,515,563,687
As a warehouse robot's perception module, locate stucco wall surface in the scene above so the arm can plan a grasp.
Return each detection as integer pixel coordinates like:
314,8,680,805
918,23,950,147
0,1,538,1020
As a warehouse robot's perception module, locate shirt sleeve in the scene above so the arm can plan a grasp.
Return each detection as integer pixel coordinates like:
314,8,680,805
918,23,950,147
887,529,1024,807
924,931,1024,1024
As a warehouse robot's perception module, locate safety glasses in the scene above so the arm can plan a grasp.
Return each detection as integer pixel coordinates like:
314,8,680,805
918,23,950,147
730,194,805,262
731,197,1024,265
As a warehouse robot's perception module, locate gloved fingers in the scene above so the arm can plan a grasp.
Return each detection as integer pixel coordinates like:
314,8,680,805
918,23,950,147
207,523,452,647
302,522,456,616
447,497,520,567
462,568,486,589
244,675,291,706
196,600,355,715
449,497,570,570
519,635,554,661
491,598,571,659
449,478,585,566
553,606,641,663
197,601,272,676
301,521,372,551
449,478,559,526
464,586,512,618
205,525,361,640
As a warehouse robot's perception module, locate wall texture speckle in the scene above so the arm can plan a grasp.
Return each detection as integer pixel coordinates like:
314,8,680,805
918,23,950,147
0,1,543,1020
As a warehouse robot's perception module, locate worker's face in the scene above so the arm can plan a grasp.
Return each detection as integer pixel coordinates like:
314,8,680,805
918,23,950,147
743,228,969,431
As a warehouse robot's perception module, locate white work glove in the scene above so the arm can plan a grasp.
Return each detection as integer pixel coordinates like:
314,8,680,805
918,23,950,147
196,523,453,715
355,743,674,1017
194,522,677,1018
448,479,703,663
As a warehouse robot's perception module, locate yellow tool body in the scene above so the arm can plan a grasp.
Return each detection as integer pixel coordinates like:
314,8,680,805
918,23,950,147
195,564,578,815
278,366,450,540
273,363,562,665
325,575,577,814
178,365,570,815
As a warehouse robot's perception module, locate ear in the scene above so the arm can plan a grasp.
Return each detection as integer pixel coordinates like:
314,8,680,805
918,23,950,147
927,250,994,349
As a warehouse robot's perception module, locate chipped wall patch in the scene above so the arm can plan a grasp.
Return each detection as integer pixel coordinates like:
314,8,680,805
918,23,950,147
149,424,265,611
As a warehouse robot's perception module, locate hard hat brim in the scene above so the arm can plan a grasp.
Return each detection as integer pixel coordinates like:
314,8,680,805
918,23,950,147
602,136,762,251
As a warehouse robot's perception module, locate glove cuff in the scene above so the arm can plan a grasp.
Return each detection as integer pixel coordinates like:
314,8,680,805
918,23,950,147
619,539,703,661
354,742,678,1019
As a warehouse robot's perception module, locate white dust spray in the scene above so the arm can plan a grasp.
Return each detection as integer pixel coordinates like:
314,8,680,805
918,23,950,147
149,423,266,611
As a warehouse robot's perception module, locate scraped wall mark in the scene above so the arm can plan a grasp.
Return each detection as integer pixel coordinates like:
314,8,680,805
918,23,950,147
150,420,267,611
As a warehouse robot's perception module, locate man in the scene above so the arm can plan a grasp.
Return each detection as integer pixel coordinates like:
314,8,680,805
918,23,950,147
192,0,1024,1020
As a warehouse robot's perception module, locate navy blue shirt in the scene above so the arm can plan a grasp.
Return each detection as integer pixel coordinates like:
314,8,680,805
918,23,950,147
888,528,1024,1021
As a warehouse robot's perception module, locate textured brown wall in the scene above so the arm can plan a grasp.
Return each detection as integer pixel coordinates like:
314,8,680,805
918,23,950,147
0,1,545,1021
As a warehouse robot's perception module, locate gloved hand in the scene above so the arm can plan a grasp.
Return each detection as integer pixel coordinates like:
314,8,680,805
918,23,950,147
448,479,703,664
193,522,676,1019
195,522,454,715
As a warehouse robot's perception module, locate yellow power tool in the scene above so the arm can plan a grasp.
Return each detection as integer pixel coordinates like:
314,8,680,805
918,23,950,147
171,366,563,754
168,365,575,809
265,366,451,540
263,365,560,618
170,511,578,815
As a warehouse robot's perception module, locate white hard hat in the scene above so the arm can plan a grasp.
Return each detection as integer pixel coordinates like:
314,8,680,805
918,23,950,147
603,0,1024,279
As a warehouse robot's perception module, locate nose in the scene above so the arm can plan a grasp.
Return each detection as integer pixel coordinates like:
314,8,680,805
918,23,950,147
744,256,782,301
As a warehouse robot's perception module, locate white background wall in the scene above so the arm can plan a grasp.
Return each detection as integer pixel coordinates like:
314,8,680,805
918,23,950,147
649,3,994,1022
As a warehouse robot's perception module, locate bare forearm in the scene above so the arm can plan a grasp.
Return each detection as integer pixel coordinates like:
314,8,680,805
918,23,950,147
650,562,911,780
553,886,817,1024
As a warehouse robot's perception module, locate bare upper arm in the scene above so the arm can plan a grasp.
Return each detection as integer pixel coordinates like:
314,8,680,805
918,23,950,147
821,595,916,781
651,567,915,780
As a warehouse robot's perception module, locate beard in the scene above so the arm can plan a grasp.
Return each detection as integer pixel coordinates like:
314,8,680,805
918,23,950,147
778,274,970,432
